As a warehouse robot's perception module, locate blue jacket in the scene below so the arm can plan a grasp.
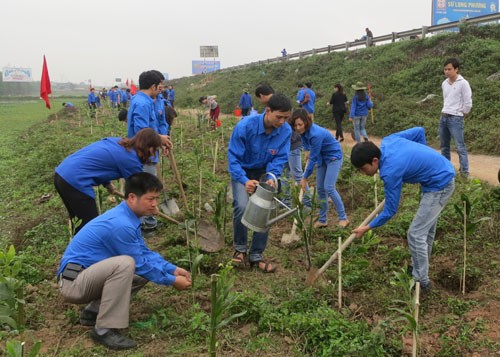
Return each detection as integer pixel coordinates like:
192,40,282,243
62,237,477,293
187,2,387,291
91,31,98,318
301,124,342,178
87,92,97,104
369,127,455,229
167,89,175,101
228,113,292,185
155,93,169,135
350,93,373,117
302,88,316,114
55,137,143,198
120,90,129,103
108,90,119,103
238,93,253,109
57,201,178,285
127,92,158,137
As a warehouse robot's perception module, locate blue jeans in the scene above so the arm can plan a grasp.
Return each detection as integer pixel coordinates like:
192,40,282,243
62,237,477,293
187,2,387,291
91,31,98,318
439,115,469,175
282,147,312,207
141,163,158,229
316,157,347,223
352,116,368,143
232,180,269,262
407,179,455,287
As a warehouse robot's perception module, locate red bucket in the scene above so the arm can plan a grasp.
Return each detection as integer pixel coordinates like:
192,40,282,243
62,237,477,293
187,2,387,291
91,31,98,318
233,108,242,116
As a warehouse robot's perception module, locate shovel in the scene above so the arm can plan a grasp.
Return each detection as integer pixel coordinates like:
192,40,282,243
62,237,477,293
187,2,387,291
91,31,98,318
157,156,180,216
168,148,189,210
305,199,385,286
281,188,304,245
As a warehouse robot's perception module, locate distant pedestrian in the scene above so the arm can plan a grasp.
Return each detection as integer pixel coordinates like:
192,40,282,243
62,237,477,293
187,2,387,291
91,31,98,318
349,81,373,143
327,83,348,142
281,48,287,57
167,85,175,108
365,28,373,46
199,95,220,130
109,86,120,108
88,88,97,117
439,57,472,177
238,89,253,116
299,82,316,120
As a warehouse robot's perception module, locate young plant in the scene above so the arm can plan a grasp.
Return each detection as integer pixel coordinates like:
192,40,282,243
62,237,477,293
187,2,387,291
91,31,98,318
209,263,246,356
390,268,419,356
213,186,228,237
5,339,41,357
0,245,25,331
454,192,491,293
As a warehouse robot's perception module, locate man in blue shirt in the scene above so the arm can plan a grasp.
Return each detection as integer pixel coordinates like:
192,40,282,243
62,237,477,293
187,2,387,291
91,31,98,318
350,127,455,293
108,85,120,108
238,89,253,116
228,93,292,273
167,85,175,108
300,82,316,120
88,88,97,117
127,70,172,231
57,172,191,350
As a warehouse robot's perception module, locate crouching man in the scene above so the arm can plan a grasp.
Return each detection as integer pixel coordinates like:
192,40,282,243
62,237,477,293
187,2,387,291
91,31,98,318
56,172,191,350
350,127,455,294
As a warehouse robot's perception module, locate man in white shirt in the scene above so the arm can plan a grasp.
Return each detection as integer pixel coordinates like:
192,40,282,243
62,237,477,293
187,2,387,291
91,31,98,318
440,58,472,177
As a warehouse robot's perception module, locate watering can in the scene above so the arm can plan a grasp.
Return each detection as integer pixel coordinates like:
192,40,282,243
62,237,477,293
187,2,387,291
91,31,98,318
241,173,298,233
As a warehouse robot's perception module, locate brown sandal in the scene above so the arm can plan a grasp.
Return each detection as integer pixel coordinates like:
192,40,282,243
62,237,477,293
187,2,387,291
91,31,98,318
232,251,247,267
250,260,277,273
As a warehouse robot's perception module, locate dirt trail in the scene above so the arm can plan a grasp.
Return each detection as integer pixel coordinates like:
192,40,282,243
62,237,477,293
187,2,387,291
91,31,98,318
337,131,500,186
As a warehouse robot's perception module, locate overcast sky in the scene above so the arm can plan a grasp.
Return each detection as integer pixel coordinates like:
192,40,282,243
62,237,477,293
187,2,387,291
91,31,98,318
1,0,432,86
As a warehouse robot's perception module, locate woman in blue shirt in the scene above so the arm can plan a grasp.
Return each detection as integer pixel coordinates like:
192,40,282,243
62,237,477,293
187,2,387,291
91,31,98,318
349,82,373,143
289,109,349,229
54,128,162,233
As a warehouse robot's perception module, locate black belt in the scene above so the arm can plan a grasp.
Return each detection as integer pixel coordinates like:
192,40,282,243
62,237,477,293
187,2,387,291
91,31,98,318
58,263,84,282
442,113,461,118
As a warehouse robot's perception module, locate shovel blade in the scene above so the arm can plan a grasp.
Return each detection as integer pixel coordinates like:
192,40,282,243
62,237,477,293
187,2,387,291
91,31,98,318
166,199,180,215
159,202,172,215
281,232,300,245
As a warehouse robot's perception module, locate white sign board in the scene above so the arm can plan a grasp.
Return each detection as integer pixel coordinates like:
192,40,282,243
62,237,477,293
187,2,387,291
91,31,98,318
200,45,219,58
2,67,33,82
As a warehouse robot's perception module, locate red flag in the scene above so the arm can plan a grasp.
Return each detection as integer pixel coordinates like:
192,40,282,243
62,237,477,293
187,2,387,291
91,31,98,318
40,55,52,109
130,83,137,95
126,78,129,87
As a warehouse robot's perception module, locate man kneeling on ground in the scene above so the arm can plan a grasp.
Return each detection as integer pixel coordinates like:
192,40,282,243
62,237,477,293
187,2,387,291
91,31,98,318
56,172,191,350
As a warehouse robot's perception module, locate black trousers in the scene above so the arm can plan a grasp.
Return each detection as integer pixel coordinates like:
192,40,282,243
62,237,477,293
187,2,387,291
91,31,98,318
333,112,345,140
54,173,99,234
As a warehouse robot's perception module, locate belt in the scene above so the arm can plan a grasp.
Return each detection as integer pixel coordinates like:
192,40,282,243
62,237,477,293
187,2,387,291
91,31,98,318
441,113,462,118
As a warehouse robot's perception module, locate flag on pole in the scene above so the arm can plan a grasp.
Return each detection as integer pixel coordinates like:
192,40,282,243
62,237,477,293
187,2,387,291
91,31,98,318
126,78,129,87
40,55,52,109
130,80,137,95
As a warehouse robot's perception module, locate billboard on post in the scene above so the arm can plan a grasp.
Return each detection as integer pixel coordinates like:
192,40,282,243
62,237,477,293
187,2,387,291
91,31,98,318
200,46,219,58
192,61,221,75
432,0,499,25
2,67,33,82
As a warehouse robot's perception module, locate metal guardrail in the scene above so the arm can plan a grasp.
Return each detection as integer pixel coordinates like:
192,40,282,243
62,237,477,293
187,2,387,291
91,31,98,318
219,12,500,73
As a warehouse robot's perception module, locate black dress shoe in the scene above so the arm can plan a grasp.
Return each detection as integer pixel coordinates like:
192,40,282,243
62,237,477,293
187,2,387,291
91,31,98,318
90,329,137,350
80,309,97,326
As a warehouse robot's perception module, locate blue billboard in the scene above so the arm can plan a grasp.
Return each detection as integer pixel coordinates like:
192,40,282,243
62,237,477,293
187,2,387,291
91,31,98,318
432,0,499,25
192,60,221,75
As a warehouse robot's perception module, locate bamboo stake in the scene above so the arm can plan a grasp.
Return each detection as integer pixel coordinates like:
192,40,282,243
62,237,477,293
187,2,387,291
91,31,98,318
374,173,378,208
306,199,385,286
413,282,420,357
213,140,218,175
462,200,467,295
338,236,342,309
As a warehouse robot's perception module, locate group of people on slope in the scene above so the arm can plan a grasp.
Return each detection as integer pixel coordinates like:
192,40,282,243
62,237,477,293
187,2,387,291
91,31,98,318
54,57,472,350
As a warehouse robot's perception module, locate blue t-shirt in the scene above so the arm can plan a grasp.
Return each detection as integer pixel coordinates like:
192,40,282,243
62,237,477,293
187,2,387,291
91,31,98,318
228,113,291,185
350,93,373,117
239,93,253,109
369,127,455,228
127,92,158,137
301,124,342,178
55,137,143,198
302,88,316,114
57,201,178,285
